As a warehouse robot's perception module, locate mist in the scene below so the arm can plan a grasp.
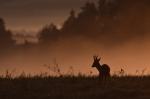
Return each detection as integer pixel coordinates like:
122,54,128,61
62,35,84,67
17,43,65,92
0,36,150,76
0,0,150,76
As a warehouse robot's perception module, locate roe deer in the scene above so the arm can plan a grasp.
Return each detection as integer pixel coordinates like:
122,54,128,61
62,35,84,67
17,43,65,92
92,56,110,78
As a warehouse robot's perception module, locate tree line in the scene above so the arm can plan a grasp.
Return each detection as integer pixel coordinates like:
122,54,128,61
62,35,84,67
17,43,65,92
1,0,150,49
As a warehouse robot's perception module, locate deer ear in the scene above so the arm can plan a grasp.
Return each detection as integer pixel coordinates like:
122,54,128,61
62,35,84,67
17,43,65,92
95,55,98,60
93,56,96,60
98,57,101,61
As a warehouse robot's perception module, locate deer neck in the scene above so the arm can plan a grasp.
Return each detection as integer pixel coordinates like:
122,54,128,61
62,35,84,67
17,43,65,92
95,64,102,72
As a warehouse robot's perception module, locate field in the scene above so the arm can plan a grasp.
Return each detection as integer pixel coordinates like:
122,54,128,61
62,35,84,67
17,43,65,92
0,75,150,99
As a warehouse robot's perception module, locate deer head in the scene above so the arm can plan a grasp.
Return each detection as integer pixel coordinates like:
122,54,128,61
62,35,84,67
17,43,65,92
92,56,101,67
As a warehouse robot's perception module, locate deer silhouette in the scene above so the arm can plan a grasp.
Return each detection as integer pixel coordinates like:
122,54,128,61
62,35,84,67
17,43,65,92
92,56,110,78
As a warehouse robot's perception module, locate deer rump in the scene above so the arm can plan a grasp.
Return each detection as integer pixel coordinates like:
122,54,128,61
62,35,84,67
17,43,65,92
99,64,110,77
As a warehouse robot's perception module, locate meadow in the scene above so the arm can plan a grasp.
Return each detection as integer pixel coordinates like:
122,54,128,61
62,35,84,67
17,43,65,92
0,73,150,99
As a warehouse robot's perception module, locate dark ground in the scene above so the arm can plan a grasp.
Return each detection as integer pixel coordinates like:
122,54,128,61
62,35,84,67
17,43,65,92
0,76,150,99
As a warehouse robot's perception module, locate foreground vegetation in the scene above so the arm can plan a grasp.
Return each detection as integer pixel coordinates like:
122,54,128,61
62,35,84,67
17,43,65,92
0,75,150,99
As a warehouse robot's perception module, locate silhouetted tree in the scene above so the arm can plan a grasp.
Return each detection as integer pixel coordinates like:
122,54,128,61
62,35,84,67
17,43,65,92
74,1,99,35
61,9,77,36
98,0,106,14
0,18,5,33
80,2,98,17
0,18,14,48
39,23,60,44
77,1,98,23
62,9,76,30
